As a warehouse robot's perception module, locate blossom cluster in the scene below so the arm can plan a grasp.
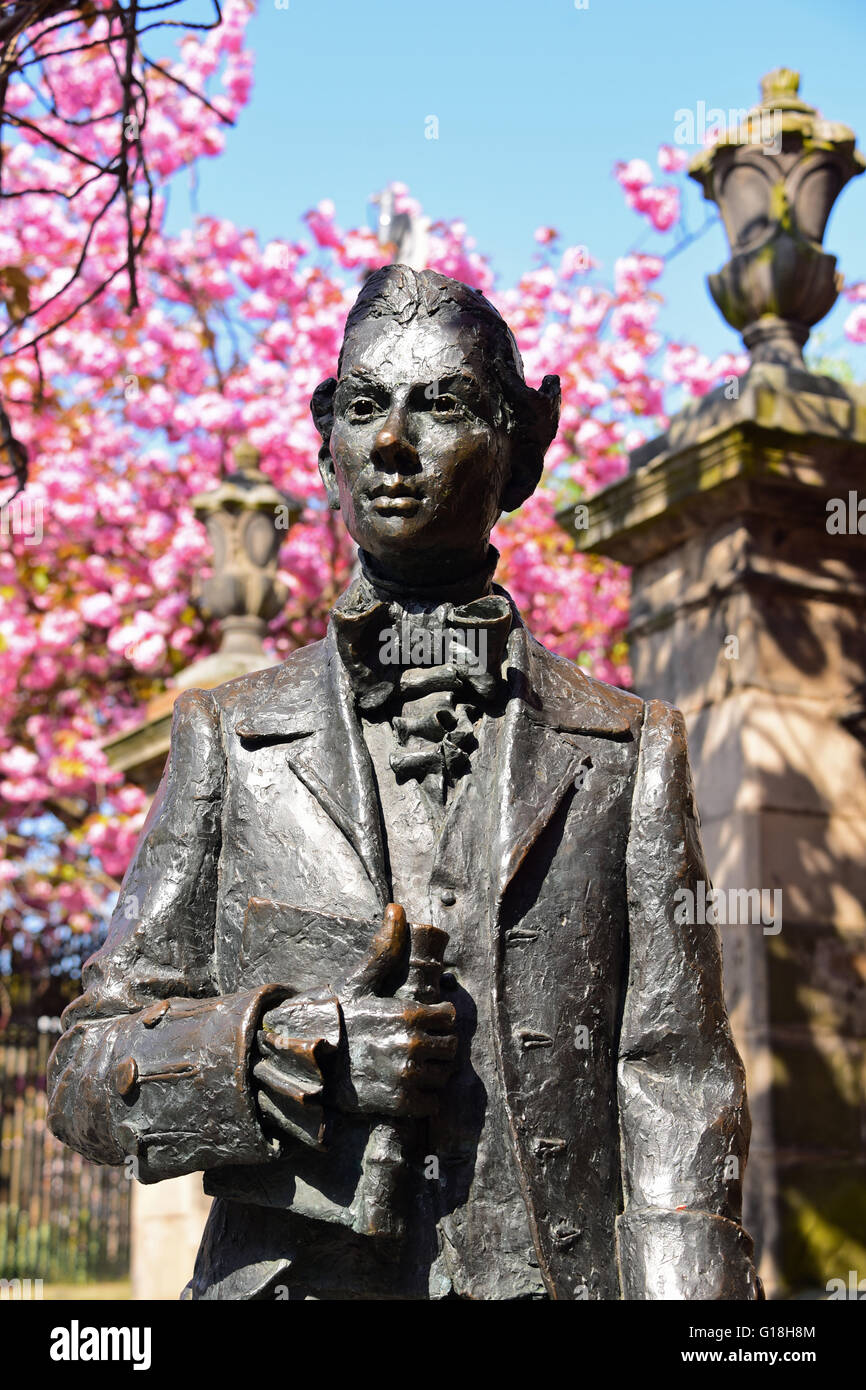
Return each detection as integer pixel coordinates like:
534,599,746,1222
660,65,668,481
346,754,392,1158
3,15,855,979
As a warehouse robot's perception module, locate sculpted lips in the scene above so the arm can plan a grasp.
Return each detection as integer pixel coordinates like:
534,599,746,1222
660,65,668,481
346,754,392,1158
369,482,423,515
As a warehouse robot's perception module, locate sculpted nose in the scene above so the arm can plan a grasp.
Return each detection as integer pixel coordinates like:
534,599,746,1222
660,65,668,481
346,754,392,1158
373,409,419,471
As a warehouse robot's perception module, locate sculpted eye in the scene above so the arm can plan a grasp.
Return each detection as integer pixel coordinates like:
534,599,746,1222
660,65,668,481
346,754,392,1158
345,397,379,421
430,393,465,417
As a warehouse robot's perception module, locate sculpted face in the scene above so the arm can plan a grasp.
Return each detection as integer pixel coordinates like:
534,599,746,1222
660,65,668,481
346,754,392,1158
321,311,515,583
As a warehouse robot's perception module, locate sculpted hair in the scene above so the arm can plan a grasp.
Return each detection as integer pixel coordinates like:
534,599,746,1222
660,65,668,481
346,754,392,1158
311,265,561,502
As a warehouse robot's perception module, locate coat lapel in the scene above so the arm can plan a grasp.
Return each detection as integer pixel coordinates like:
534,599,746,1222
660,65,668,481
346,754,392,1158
492,624,637,909
234,596,638,919
234,632,390,907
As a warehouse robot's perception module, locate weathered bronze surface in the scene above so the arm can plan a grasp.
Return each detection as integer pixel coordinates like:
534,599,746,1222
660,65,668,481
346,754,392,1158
47,266,760,1300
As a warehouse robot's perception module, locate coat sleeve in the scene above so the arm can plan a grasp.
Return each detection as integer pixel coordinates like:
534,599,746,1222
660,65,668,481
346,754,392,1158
46,687,339,1183
616,698,761,1299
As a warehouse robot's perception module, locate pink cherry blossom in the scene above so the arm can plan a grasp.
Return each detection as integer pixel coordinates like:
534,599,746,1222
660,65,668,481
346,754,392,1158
615,159,654,193
658,144,689,173
844,305,866,344
2,3,861,984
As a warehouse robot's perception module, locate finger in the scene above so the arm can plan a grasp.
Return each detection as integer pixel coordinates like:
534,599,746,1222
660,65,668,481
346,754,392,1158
256,1027,311,1060
256,1090,288,1129
252,1056,312,1105
255,1088,325,1145
403,1001,457,1032
404,921,450,1001
256,1028,282,1058
398,1088,440,1119
406,1055,455,1086
408,1033,459,1063
256,1090,298,1135
347,903,409,999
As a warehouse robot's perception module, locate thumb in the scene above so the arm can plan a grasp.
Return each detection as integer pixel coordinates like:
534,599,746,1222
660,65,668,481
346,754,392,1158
346,903,408,998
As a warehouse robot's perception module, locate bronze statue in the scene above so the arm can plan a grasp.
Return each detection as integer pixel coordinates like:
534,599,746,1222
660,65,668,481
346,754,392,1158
47,266,760,1300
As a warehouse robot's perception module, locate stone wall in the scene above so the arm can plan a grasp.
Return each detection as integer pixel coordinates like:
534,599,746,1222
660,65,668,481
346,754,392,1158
564,364,866,1295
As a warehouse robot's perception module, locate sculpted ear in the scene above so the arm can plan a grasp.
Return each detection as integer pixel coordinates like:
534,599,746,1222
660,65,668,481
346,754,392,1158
311,377,339,507
500,374,561,513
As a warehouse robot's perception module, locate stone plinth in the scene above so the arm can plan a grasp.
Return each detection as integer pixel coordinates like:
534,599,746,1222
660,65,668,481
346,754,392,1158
131,1174,213,1301
559,362,866,1295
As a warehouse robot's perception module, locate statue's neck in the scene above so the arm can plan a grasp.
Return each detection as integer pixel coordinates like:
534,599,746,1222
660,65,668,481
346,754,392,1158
358,545,499,608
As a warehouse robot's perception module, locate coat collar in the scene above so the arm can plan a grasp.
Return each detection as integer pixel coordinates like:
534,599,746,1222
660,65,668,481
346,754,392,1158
234,592,640,911
235,592,635,742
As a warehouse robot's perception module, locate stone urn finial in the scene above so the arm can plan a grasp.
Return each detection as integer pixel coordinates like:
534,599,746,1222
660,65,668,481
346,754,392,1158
689,70,865,367
759,68,799,106
191,440,302,658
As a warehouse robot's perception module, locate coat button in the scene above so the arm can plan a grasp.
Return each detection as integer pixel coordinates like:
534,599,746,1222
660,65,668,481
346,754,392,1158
115,1058,139,1098
439,889,456,906
550,1221,582,1249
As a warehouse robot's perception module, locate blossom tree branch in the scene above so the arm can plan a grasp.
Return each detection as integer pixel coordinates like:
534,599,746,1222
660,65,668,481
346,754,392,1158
0,0,232,492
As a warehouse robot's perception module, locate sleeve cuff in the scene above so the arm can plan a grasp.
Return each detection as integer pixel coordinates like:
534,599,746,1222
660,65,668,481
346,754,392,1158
110,983,293,1181
616,1207,762,1300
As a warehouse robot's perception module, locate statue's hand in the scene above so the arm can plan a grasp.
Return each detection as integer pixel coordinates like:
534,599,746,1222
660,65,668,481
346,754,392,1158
335,993,457,1118
252,906,457,1131
251,990,456,1132
336,903,457,1118
252,991,341,1144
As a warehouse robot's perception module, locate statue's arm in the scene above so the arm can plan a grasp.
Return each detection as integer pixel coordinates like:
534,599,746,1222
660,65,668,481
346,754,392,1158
616,698,761,1299
46,687,337,1182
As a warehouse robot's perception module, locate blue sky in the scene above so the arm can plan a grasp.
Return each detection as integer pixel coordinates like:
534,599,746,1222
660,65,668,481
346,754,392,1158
162,0,866,369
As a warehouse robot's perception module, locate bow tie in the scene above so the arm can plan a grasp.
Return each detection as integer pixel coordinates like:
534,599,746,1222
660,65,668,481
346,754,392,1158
330,579,513,714
330,575,513,802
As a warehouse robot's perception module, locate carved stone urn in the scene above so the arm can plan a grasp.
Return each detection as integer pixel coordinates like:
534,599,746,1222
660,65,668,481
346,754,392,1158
191,440,301,659
689,69,864,366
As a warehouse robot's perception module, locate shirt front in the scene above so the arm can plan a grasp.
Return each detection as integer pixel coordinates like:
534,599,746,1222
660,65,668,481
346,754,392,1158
360,692,548,1300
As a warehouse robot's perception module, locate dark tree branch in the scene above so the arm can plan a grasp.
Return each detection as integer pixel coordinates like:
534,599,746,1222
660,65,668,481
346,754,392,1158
0,0,231,490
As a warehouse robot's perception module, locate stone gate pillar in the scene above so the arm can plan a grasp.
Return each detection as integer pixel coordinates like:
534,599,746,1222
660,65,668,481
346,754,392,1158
560,71,866,1297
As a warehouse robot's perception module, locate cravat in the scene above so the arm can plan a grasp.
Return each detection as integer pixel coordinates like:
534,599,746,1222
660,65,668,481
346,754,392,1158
331,573,512,802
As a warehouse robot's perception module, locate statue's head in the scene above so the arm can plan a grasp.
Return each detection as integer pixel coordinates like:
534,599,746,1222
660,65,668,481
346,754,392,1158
311,265,560,582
